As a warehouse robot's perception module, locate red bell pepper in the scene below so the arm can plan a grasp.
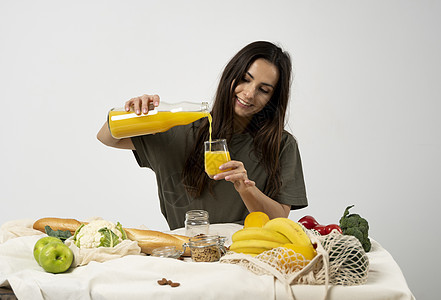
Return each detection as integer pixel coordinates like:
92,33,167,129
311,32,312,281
298,216,342,235
298,215,320,230
313,225,329,235
325,224,343,234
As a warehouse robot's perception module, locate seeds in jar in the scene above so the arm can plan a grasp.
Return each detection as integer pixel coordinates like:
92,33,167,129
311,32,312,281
191,245,221,262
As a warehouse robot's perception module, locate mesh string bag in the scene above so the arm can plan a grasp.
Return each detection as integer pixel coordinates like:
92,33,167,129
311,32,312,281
220,229,369,300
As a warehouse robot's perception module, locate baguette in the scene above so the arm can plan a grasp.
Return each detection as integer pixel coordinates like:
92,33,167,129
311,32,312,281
33,217,190,256
124,228,190,256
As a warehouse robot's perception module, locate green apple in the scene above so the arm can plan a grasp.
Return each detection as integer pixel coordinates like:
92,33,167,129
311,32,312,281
39,242,74,273
33,236,63,264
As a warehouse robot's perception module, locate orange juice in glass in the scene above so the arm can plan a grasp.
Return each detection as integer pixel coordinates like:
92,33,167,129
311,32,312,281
204,139,231,178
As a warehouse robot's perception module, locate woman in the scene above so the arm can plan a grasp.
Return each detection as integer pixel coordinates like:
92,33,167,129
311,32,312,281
97,41,307,230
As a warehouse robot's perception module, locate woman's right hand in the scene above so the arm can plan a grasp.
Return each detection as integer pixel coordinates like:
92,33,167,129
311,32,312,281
125,94,160,115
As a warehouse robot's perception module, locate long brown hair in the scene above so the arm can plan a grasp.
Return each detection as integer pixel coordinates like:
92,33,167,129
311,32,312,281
182,41,292,198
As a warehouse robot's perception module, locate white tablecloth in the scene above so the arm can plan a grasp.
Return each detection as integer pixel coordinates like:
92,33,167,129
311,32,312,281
0,220,415,300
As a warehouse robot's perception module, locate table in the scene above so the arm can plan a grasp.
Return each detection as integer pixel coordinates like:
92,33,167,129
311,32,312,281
0,220,415,300
0,287,17,300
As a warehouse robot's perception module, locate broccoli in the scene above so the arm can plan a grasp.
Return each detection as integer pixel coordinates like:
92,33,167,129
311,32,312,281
45,225,72,242
339,205,371,252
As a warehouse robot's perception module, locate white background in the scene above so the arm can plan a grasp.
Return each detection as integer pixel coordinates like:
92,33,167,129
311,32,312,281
1,1,439,298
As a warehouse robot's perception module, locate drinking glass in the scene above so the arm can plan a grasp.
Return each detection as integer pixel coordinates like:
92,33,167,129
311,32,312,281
204,139,231,179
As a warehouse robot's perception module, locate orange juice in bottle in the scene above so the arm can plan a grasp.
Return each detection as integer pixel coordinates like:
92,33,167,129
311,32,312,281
108,102,210,139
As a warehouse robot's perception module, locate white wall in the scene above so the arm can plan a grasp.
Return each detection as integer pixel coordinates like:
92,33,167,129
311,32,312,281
1,1,439,298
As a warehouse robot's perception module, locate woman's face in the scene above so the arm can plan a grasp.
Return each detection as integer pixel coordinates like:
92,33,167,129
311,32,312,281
233,58,279,124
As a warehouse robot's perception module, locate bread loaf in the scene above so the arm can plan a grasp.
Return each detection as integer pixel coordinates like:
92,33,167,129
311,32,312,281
124,228,190,256
33,217,190,256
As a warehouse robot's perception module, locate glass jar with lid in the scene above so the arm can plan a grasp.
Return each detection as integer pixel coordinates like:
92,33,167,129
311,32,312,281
151,246,183,259
187,235,226,262
185,210,210,237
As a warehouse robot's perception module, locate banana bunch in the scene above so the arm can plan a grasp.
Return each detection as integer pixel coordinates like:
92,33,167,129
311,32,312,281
230,227,290,255
230,213,316,260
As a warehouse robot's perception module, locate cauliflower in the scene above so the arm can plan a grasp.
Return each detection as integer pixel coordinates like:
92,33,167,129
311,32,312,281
73,220,127,248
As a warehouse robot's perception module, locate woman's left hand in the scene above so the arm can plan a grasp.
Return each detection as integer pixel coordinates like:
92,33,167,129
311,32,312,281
213,160,256,192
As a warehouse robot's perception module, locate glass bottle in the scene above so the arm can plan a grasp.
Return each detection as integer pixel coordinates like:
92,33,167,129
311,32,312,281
108,101,210,139
185,210,210,237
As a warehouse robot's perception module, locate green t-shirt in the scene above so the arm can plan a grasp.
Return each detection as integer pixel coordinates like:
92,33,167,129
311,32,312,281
132,120,307,230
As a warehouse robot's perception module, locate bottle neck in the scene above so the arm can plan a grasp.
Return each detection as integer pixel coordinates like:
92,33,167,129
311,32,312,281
201,101,209,113
152,101,209,113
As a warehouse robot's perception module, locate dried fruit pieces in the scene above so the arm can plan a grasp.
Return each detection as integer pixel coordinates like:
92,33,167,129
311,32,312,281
157,278,180,287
